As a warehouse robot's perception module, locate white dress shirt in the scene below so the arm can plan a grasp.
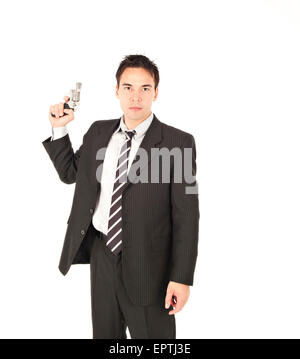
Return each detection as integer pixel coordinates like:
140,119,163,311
51,112,154,235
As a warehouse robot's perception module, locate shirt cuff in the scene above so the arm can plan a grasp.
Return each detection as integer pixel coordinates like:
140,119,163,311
51,126,68,141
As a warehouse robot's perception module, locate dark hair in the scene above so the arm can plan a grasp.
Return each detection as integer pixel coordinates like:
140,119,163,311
116,54,159,90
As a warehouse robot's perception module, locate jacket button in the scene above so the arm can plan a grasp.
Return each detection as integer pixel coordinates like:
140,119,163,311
80,229,85,235
89,208,94,214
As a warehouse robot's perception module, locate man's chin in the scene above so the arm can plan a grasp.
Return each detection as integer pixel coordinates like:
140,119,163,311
127,112,145,121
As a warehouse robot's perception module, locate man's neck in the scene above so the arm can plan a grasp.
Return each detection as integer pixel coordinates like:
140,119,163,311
123,111,151,130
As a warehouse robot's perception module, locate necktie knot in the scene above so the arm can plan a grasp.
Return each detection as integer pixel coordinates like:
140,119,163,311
125,130,136,140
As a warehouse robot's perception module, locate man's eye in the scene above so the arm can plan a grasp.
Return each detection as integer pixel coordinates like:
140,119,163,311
123,87,149,91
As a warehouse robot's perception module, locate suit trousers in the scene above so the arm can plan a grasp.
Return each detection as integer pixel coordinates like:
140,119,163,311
89,222,176,339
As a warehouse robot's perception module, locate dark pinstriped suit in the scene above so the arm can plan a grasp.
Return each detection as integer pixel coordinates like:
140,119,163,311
42,113,199,338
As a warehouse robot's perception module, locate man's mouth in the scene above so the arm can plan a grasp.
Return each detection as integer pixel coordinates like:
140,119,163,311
129,107,142,111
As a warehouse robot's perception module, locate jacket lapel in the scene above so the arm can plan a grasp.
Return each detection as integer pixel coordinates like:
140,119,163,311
122,114,163,196
92,119,120,194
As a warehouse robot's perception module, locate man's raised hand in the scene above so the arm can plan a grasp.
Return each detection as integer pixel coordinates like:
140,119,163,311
49,96,74,128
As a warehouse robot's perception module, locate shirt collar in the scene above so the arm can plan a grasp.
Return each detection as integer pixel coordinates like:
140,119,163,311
114,112,154,140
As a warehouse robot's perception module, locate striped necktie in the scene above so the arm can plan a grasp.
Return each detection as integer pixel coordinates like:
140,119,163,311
105,129,136,255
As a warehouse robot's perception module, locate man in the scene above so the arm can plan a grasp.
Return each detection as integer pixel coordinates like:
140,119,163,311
42,54,199,339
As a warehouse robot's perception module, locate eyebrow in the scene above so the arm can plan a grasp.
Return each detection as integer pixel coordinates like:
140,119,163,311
121,83,152,88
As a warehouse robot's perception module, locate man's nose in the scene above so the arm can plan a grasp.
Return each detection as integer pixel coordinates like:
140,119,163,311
130,90,143,98
130,95,142,102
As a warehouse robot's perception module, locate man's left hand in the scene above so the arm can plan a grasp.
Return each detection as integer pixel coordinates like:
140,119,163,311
164,281,190,315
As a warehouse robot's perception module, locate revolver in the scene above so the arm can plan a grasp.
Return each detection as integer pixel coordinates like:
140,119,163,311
51,82,82,117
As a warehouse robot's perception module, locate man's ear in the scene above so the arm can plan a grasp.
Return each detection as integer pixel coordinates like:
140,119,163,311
115,84,120,99
153,87,158,101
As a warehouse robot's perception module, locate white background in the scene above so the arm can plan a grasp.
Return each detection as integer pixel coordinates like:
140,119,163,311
0,0,299,339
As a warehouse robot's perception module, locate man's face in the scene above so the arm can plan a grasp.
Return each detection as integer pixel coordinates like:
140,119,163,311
116,67,158,122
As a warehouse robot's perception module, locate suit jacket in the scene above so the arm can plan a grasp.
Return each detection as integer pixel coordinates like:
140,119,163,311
42,113,199,306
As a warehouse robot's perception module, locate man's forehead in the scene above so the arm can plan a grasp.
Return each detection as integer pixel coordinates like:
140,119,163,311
120,68,154,84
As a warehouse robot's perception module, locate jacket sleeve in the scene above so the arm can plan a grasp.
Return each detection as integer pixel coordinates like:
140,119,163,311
42,123,94,184
169,134,200,286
